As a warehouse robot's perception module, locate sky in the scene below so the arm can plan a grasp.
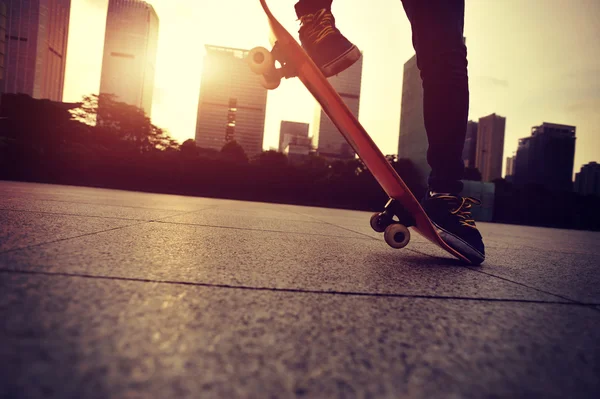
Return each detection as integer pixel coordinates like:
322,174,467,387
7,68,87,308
63,0,600,177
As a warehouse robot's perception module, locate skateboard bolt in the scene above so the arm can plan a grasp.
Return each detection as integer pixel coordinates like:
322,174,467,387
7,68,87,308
394,232,405,242
253,52,265,64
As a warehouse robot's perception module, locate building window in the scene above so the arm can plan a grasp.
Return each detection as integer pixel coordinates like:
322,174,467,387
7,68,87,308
225,97,237,143
8,35,28,42
110,52,135,59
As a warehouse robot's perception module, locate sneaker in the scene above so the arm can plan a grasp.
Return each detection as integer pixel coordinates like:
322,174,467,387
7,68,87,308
422,192,486,265
297,8,362,77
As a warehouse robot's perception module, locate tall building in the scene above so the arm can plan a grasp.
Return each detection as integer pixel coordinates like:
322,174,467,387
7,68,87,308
312,55,362,160
574,162,600,196
195,45,267,158
505,154,516,181
513,122,576,191
462,120,478,167
1,0,71,102
398,54,429,182
99,0,159,116
475,113,506,182
279,121,309,152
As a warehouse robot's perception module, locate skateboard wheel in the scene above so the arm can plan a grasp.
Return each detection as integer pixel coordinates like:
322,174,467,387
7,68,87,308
260,73,280,90
248,46,275,75
384,224,411,249
370,212,390,233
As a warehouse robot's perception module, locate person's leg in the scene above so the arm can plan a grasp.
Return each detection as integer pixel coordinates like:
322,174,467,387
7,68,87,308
401,0,485,264
294,0,361,77
401,0,468,194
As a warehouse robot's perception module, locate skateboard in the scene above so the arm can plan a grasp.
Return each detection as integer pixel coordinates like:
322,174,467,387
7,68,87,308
247,0,476,265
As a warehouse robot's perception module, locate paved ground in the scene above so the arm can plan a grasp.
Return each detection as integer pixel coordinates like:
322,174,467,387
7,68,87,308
1,180,599,398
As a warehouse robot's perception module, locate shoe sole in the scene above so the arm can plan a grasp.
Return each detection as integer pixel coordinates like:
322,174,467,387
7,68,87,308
431,221,485,265
321,45,362,77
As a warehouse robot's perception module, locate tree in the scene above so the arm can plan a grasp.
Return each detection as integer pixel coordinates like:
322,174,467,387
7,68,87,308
252,150,288,168
71,94,178,153
0,93,83,150
330,158,363,179
299,154,330,180
221,140,248,163
180,139,199,158
391,158,428,199
463,167,482,181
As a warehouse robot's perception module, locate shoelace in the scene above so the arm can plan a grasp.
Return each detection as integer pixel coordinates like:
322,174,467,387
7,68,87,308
434,195,481,229
299,9,337,45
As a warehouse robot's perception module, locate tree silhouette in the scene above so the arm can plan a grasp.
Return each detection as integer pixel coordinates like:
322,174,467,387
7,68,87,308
0,93,81,148
463,167,482,181
72,94,178,153
389,157,428,199
252,150,288,168
221,140,248,163
180,139,200,158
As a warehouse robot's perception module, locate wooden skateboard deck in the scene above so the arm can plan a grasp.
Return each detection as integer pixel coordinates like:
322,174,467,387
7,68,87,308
248,0,473,264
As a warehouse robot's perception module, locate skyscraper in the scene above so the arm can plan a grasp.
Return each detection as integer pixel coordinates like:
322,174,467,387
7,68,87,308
513,122,576,191
99,0,159,116
574,162,599,196
1,0,71,102
475,113,506,182
398,54,429,182
462,120,478,167
279,121,309,153
505,154,516,181
313,55,362,160
195,45,267,158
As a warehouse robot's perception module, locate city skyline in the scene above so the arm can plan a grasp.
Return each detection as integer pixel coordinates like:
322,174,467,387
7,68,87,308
61,0,599,178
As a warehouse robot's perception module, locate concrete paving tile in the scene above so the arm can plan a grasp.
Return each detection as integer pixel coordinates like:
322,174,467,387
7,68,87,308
0,181,221,212
1,274,599,399
478,223,600,256
203,203,332,223
0,197,192,221
162,209,364,237
475,246,600,304
285,203,374,220
286,206,447,244
0,210,137,252
0,222,561,302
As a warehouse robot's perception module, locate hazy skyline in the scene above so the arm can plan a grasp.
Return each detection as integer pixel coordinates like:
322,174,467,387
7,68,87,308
63,0,600,177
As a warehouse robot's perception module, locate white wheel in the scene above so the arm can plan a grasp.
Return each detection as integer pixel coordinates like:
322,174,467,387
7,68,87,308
260,73,281,90
384,224,411,249
247,46,275,75
370,212,390,233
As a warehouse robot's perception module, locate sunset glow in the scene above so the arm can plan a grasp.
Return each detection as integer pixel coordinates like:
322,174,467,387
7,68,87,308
63,0,600,176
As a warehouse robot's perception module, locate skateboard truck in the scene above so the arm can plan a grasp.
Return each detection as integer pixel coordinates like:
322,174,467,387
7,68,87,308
370,199,416,249
247,43,297,90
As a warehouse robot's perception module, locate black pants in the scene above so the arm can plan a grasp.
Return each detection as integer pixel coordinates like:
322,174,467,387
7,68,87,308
296,0,469,193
